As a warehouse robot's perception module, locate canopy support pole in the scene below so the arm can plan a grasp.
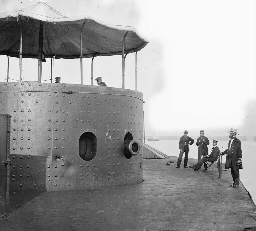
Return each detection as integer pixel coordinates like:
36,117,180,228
80,20,87,85
7,56,9,82
122,32,128,89
50,58,53,83
19,28,23,82
135,52,138,91
91,56,95,85
38,21,43,83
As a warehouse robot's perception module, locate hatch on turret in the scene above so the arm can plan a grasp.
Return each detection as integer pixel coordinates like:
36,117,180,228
79,132,97,161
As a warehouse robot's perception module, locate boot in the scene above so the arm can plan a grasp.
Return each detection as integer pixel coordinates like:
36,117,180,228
176,158,182,168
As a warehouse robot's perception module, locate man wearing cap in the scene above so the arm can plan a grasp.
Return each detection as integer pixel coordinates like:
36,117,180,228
221,128,242,188
196,130,209,162
176,130,194,168
190,139,220,171
95,77,107,86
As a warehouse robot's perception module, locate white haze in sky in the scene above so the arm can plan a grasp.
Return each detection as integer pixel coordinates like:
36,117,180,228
0,0,255,136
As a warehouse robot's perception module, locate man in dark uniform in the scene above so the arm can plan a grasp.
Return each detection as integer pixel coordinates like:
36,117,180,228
176,130,194,168
95,77,107,86
221,128,242,188
190,139,220,171
196,130,209,161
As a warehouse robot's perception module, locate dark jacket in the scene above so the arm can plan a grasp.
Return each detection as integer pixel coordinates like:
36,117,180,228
207,146,220,161
223,138,242,170
99,82,107,86
196,136,209,156
179,135,194,151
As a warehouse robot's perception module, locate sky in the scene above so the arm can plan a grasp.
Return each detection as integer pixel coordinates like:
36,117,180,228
0,0,255,136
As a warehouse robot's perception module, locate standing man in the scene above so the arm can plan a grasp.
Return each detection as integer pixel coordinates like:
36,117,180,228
222,128,242,188
176,130,194,168
196,130,209,161
95,77,107,86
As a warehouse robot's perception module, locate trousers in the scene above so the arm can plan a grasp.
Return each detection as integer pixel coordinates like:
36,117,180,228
231,167,240,185
177,148,188,167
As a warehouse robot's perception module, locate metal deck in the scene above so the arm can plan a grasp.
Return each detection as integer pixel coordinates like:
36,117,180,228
0,157,255,231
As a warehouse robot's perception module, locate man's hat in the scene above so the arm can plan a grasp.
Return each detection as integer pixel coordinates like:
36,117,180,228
213,139,218,143
200,130,204,133
228,128,238,134
95,77,102,81
184,130,188,134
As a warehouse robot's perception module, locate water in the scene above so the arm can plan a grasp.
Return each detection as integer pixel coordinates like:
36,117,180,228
146,139,256,204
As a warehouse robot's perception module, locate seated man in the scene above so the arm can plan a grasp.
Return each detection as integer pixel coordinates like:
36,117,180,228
190,139,220,171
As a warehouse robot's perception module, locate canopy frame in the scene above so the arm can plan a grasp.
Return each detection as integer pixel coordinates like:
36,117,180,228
122,31,129,89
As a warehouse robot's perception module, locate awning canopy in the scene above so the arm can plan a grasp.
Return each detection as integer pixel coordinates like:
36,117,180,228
0,2,148,59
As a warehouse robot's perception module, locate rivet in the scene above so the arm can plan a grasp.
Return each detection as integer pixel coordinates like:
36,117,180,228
62,120,65,122
19,184,22,187
48,179,51,181
48,119,51,122
48,137,51,140
55,166,57,168
47,166,50,168
55,138,58,140
80,165,83,167
21,93,24,96
69,102,71,104
56,119,58,122
13,147,16,150
28,119,31,122
27,147,30,149
62,138,65,140
48,128,51,131
21,109,24,112
34,184,36,187
13,137,16,140
28,109,31,112
81,174,83,176
48,147,50,149
20,147,23,150
14,109,16,112
28,128,31,131
61,147,64,149
56,110,58,113
28,93,31,96
62,129,65,131
48,175,50,177
19,175,22,177
35,100,38,103
21,128,23,131
54,184,57,186
54,147,57,149
48,110,51,112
